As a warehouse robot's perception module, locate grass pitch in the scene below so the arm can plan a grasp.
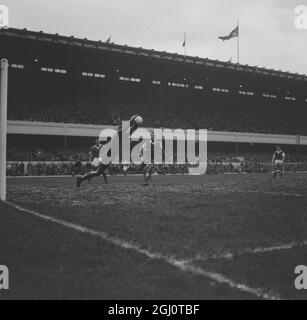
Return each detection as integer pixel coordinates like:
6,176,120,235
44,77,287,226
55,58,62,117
1,173,307,299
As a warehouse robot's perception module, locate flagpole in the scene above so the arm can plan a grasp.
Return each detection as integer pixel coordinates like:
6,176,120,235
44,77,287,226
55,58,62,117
184,33,186,56
237,18,240,64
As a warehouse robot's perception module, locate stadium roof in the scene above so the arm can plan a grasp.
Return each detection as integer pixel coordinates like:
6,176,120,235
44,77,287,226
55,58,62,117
1,27,307,83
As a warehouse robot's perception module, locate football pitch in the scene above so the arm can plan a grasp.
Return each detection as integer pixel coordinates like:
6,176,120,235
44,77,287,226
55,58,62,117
1,173,307,300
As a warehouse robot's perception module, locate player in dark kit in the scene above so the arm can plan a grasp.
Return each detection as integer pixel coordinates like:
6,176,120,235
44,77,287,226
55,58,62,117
89,138,101,164
75,138,106,186
87,138,104,183
76,115,142,188
272,145,285,178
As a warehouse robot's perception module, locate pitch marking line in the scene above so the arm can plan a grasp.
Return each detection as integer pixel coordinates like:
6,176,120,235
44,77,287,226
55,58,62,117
210,188,303,198
192,241,307,263
5,200,280,300
235,190,303,198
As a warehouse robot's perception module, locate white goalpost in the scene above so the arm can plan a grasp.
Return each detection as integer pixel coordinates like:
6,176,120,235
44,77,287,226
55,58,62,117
0,58,8,201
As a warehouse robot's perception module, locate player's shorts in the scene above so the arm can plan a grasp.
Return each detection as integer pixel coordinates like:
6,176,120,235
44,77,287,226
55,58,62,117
91,158,101,168
274,160,283,165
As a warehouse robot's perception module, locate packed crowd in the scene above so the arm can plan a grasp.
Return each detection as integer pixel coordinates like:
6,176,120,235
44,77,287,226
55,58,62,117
7,146,307,163
6,71,307,176
7,147,89,162
7,71,307,135
7,159,307,177
6,147,307,177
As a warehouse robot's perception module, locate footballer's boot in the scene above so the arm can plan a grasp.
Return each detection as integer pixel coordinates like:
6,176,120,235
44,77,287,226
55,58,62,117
102,172,108,184
76,177,82,188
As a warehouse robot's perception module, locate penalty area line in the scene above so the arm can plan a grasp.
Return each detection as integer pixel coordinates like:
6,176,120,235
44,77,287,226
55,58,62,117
5,200,281,300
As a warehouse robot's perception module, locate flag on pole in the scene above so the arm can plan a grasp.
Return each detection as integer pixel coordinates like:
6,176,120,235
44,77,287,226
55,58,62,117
219,26,239,41
182,33,186,56
105,36,111,43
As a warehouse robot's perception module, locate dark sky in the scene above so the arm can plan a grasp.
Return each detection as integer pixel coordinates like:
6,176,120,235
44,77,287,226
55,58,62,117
2,0,306,74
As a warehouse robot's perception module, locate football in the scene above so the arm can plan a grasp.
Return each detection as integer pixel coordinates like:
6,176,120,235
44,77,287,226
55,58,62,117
134,115,143,126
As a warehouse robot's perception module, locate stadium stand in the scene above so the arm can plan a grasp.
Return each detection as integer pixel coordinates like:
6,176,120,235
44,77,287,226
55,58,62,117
1,28,307,175
7,68,307,135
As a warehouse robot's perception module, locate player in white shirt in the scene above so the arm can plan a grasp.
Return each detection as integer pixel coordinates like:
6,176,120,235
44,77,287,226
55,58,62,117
272,145,285,178
139,132,164,185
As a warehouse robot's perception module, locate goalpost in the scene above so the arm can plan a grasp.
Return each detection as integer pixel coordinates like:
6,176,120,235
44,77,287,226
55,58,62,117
0,58,8,201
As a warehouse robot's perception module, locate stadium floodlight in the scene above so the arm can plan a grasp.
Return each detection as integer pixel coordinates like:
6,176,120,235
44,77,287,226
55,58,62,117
0,58,8,201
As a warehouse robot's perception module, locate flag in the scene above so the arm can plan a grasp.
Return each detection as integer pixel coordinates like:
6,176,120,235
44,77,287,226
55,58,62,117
105,36,111,43
219,26,238,41
182,34,186,47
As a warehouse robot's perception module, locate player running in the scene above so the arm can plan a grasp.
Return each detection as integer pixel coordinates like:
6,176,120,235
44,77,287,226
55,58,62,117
76,138,107,186
122,160,129,176
272,145,285,178
139,132,164,186
76,115,142,188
